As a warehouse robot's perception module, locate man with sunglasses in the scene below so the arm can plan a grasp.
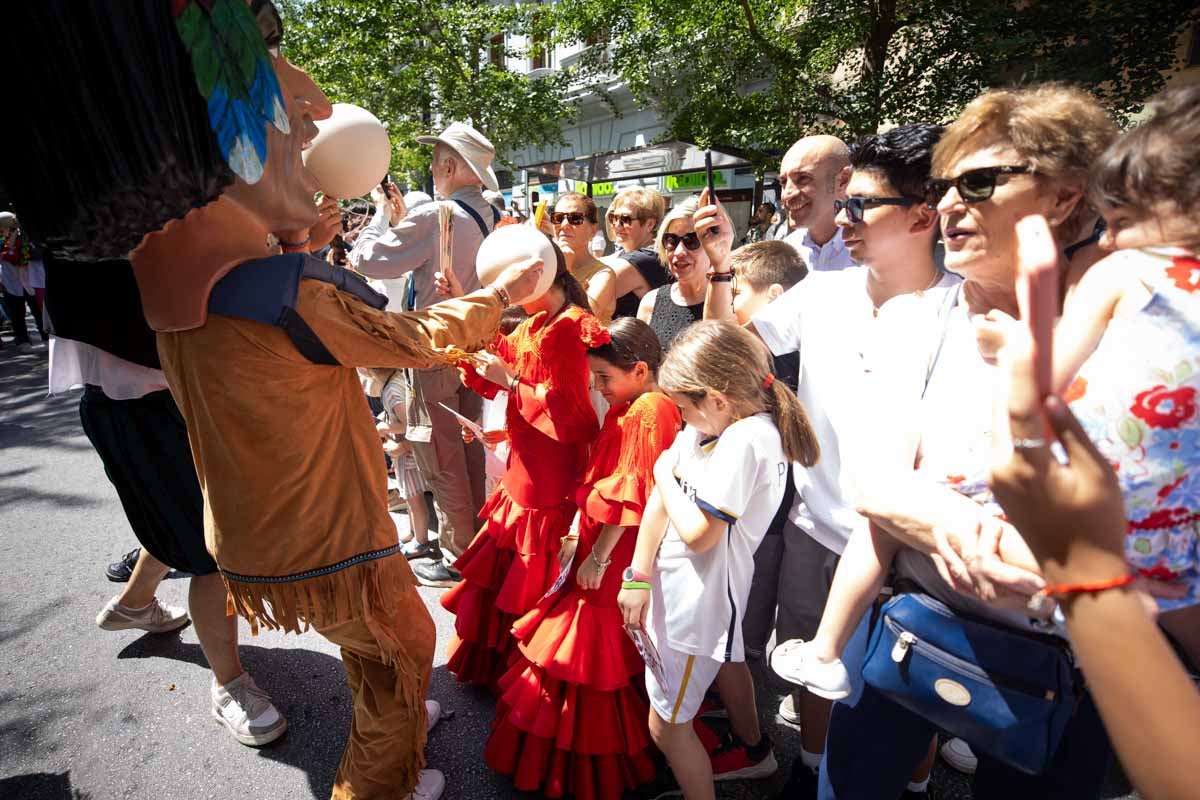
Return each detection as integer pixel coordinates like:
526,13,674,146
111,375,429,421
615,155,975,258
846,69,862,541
702,123,959,799
777,135,859,272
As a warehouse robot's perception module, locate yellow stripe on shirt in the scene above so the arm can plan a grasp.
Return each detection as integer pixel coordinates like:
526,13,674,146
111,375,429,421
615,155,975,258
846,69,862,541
670,655,697,723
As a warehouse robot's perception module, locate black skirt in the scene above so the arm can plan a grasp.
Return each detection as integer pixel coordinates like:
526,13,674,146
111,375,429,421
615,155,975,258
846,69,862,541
78,386,217,575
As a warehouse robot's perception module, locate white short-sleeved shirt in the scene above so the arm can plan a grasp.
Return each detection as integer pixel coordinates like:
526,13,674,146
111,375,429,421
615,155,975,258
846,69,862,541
650,414,788,662
751,266,961,554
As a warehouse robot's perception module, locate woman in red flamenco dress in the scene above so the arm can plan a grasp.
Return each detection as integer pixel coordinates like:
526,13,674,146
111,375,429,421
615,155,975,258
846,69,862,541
486,318,682,800
442,256,605,686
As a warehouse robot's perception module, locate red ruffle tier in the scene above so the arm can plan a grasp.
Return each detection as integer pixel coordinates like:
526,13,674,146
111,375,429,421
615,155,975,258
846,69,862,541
484,526,658,798
441,488,572,685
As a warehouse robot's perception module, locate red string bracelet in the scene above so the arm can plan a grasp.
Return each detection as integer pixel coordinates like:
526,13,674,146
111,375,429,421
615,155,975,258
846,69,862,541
1040,574,1135,598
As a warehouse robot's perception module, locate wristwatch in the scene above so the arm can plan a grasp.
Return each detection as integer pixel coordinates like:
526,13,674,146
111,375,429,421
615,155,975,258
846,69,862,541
622,567,650,583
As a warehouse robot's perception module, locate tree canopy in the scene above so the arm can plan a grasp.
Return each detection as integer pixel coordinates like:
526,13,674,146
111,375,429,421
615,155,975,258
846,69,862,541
556,0,1200,169
277,0,578,185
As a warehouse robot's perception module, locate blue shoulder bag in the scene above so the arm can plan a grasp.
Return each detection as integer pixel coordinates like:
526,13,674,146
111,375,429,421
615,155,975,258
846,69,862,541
862,591,1079,775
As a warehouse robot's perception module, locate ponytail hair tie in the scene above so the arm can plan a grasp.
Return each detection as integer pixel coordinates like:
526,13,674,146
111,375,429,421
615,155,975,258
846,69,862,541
762,373,775,390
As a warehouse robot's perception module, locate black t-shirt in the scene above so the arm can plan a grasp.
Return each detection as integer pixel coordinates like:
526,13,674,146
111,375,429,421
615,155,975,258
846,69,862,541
612,248,670,319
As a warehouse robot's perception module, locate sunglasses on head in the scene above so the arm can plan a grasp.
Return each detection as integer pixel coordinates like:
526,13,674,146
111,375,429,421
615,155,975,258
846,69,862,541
834,196,916,224
607,212,643,226
552,211,592,226
663,231,703,251
923,165,1033,208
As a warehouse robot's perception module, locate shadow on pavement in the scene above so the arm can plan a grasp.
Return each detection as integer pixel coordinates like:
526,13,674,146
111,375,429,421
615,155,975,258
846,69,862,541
118,638,350,799
0,771,89,800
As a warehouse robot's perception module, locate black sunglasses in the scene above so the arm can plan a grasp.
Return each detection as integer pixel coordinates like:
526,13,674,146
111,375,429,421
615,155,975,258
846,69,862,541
834,196,916,224
923,165,1033,208
662,231,703,251
552,211,593,226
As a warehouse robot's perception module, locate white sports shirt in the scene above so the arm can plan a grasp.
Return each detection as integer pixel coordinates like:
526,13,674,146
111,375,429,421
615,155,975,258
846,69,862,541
650,414,788,663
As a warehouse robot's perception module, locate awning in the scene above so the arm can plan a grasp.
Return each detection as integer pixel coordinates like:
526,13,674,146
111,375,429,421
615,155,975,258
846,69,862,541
518,140,754,185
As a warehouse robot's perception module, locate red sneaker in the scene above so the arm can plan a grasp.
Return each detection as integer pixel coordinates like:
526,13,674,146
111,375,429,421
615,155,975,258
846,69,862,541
711,736,779,781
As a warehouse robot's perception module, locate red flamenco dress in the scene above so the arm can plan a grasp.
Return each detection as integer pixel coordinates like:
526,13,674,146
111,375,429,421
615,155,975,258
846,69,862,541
442,305,604,686
486,392,682,799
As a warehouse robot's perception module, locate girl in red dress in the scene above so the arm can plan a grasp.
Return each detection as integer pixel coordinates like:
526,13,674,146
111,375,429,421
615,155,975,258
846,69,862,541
442,248,605,686
486,318,682,800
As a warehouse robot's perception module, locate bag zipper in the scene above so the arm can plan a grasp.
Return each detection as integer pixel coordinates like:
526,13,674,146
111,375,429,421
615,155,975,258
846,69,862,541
907,592,1076,668
883,617,1060,701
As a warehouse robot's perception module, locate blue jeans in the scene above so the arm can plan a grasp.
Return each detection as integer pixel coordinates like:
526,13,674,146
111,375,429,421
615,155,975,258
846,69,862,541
818,609,1113,800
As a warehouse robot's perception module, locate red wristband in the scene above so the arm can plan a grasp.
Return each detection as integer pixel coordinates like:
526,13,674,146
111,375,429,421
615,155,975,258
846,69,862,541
1040,574,1135,599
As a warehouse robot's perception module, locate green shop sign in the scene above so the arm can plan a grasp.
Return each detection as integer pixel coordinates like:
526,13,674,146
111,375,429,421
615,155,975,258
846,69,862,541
579,181,615,197
665,171,726,192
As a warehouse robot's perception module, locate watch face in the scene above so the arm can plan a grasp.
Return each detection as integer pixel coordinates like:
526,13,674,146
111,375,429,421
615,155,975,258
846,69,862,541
622,567,636,581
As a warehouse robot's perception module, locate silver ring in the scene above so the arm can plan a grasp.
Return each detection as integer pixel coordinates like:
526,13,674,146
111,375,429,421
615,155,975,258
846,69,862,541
1012,437,1048,450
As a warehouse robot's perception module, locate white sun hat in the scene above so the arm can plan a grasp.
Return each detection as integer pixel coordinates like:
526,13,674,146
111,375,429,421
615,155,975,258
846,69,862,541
417,122,500,191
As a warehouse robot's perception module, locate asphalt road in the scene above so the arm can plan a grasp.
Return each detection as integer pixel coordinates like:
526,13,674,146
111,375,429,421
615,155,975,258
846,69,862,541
0,333,1135,800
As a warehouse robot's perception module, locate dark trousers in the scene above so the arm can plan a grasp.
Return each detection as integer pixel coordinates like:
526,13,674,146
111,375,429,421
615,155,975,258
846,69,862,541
2,291,43,343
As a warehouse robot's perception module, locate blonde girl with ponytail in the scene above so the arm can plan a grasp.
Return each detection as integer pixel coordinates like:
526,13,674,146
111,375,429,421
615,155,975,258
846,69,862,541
617,320,819,799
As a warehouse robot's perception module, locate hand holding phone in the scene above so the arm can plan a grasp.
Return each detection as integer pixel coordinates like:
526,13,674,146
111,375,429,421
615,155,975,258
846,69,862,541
1015,215,1059,400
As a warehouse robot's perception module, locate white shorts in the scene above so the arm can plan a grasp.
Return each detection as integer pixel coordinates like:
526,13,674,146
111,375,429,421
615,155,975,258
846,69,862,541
645,642,721,725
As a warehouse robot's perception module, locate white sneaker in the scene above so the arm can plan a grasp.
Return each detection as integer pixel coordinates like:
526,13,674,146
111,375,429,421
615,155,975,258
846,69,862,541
404,769,445,800
212,672,287,746
778,693,802,725
425,699,442,733
769,639,852,700
940,737,978,775
96,596,189,633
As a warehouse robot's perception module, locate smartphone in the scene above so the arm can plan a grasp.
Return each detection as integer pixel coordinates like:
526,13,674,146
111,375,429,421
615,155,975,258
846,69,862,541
379,173,391,198
1015,215,1058,399
704,150,720,238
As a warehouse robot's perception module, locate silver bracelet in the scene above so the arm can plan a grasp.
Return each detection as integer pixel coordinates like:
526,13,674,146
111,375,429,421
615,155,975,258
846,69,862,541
591,548,612,569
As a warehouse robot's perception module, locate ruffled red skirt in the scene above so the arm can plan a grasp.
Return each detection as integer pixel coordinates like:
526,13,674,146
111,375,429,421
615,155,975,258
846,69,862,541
484,527,658,799
441,487,573,686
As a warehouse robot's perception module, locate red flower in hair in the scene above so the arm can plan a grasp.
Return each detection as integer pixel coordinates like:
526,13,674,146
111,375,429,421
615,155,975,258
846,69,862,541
1130,385,1197,429
578,314,611,348
1166,256,1200,294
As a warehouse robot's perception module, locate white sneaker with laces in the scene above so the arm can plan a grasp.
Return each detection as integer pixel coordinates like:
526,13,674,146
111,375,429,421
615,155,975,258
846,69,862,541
404,769,445,800
96,596,189,633
770,639,852,700
940,737,978,775
425,699,442,733
212,672,287,746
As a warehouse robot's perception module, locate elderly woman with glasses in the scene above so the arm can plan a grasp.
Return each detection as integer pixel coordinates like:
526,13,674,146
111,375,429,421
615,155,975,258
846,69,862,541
813,84,1121,800
636,196,734,351
550,192,617,322
604,186,671,318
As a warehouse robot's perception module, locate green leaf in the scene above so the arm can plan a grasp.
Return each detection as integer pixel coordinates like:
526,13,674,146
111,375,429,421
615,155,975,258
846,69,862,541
1118,417,1144,449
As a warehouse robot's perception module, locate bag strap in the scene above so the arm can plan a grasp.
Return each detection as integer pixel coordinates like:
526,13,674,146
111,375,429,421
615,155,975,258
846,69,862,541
921,283,960,399
451,198,499,239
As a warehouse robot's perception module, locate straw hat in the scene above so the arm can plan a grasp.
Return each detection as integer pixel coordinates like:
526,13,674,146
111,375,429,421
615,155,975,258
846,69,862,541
417,122,499,191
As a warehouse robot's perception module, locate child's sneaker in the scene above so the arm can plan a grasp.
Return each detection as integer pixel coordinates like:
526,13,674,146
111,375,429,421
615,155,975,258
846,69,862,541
769,639,851,700
711,734,778,781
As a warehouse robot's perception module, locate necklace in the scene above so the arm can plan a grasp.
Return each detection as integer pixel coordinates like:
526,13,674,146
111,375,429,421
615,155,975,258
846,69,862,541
872,269,943,317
